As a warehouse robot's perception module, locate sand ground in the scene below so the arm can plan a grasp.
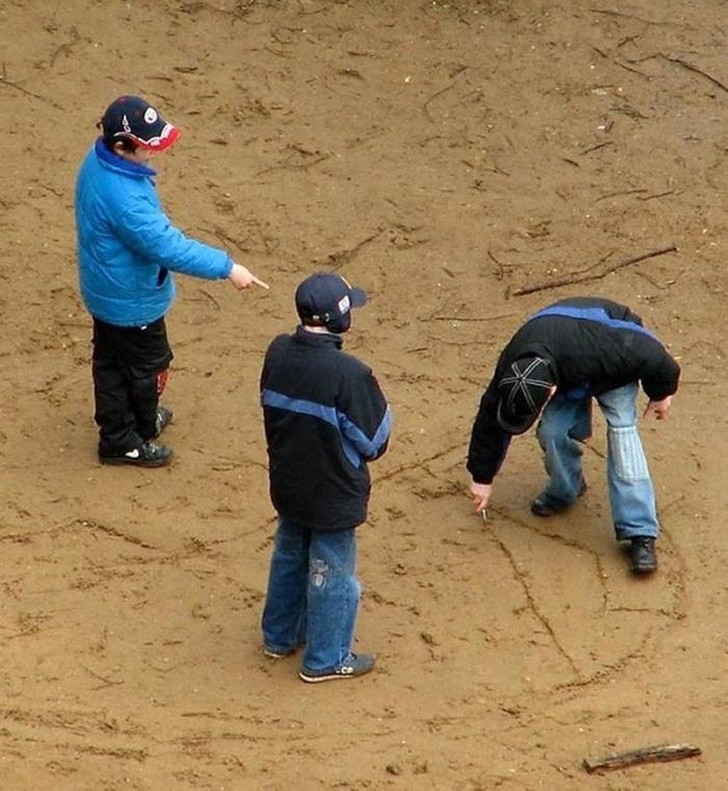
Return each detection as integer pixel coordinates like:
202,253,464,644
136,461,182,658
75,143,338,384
1,1,727,788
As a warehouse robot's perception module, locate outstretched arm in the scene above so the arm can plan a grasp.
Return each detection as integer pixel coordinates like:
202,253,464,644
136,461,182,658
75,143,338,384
466,382,511,494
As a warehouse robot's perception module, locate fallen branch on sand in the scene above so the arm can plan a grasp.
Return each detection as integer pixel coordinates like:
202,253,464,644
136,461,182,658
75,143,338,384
659,53,728,94
512,245,678,296
583,743,702,774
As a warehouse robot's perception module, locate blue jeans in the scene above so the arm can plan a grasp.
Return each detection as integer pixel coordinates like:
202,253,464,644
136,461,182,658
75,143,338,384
535,383,658,540
262,518,361,672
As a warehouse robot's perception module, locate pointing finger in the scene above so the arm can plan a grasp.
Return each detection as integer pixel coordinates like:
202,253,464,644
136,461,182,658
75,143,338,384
251,274,270,290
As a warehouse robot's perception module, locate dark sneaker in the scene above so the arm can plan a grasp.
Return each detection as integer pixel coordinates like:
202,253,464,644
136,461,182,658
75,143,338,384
531,480,587,517
99,441,173,468
299,652,375,683
154,406,173,438
629,537,657,575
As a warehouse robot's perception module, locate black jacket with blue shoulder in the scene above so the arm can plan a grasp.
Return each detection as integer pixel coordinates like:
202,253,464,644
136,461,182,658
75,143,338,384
261,326,391,531
467,296,681,485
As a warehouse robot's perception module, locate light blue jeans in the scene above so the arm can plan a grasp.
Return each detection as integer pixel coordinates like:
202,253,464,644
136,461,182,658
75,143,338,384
535,383,659,540
262,518,361,672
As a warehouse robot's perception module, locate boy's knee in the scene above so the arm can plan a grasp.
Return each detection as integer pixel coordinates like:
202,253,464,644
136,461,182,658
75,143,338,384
608,426,649,480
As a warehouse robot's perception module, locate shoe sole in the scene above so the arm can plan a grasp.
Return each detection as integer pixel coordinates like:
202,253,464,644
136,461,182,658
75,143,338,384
263,649,295,659
531,500,573,517
630,562,657,575
299,671,370,683
531,501,561,517
99,456,172,468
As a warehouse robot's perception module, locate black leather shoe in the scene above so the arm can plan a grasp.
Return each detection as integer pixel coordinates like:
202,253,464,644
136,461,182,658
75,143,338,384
531,480,587,517
629,537,657,574
99,440,173,468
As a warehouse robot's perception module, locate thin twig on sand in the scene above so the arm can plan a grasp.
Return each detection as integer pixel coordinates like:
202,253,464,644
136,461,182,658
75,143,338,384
512,245,678,296
584,743,702,774
659,53,728,93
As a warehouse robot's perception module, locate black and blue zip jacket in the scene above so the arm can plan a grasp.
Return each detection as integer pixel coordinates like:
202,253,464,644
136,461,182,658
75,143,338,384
260,326,392,531
467,296,681,484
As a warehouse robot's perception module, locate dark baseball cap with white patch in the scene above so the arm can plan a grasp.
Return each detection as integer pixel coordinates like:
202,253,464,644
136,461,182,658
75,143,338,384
100,95,181,151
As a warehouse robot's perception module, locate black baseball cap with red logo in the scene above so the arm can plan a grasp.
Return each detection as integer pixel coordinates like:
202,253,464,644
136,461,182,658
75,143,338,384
99,95,181,151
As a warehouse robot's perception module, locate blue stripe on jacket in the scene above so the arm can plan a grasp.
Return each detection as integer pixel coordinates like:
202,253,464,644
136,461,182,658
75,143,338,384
529,306,661,343
261,389,391,468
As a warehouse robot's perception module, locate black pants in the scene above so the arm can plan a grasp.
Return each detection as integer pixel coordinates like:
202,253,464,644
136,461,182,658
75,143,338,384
92,316,173,454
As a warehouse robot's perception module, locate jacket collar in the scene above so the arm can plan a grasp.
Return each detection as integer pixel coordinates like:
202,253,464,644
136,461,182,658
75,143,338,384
94,138,157,178
294,325,343,349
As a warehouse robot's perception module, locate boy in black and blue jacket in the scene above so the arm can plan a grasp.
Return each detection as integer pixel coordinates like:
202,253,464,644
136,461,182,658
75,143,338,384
467,296,680,575
260,272,391,682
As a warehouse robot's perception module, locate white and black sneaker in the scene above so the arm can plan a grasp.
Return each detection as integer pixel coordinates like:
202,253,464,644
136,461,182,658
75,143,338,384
99,440,173,468
299,653,375,683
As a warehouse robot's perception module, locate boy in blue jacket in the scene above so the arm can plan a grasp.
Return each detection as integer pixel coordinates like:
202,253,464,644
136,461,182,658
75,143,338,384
75,95,268,467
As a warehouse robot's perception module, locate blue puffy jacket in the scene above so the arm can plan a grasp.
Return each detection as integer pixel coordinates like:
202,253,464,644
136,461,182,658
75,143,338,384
75,139,233,327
